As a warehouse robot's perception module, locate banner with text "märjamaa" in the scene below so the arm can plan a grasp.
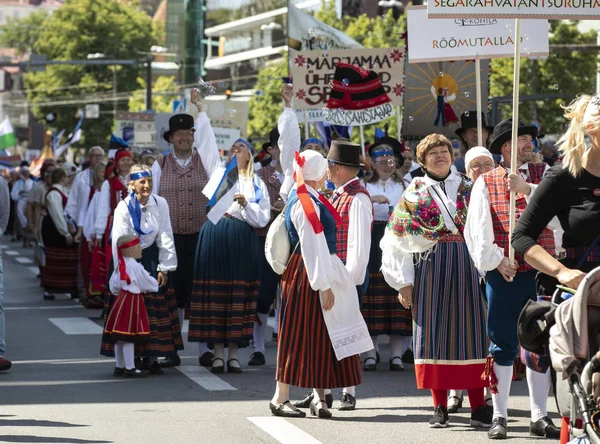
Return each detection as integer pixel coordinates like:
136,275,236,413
428,0,600,19
408,6,549,62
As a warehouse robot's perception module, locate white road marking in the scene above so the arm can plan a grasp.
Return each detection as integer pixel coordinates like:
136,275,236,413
0,379,128,387
176,365,237,391
5,305,83,311
181,319,189,333
27,266,39,274
0,244,8,249
15,257,32,264
248,417,322,444
12,358,114,365
49,317,103,335
4,250,18,256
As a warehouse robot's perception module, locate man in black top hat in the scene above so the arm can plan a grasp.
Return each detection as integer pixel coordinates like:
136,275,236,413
455,111,495,174
151,88,222,368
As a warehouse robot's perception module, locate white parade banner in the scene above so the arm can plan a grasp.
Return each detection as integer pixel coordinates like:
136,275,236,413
408,6,549,62
325,103,395,126
290,48,405,111
428,0,600,19
213,128,241,151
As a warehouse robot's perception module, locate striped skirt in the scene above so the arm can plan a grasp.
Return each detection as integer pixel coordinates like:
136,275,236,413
188,217,261,346
103,290,150,344
276,253,362,388
100,243,183,357
40,215,78,293
413,237,488,390
362,223,412,337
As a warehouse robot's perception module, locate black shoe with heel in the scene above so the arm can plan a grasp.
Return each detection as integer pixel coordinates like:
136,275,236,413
248,352,265,366
211,357,225,374
363,357,377,371
270,401,306,418
337,393,356,411
294,392,333,409
199,351,215,367
159,355,181,368
310,401,332,419
227,358,242,373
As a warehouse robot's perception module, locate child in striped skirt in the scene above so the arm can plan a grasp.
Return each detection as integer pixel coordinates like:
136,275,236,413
104,234,158,377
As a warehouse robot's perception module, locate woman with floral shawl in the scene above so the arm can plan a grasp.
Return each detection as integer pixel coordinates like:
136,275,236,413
380,134,489,429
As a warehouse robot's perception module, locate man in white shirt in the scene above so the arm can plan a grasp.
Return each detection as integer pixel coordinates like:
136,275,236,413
464,118,559,440
327,139,373,411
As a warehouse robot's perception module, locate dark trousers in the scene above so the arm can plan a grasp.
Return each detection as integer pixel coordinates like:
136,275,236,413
257,236,281,314
173,232,199,309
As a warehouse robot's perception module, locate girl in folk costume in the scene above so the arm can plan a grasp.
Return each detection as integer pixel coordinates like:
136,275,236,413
40,167,79,301
270,150,372,419
81,162,107,309
105,234,156,378
188,139,270,374
362,142,412,372
100,165,180,374
381,134,490,428
92,150,134,296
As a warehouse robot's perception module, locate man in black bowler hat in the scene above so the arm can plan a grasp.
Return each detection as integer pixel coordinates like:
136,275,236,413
151,88,222,368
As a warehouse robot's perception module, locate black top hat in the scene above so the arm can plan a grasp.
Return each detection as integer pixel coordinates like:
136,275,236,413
327,140,363,167
488,118,538,155
455,111,494,137
164,114,195,143
327,63,391,111
269,127,280,148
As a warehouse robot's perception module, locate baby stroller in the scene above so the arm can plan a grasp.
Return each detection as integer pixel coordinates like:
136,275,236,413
549,266,600,444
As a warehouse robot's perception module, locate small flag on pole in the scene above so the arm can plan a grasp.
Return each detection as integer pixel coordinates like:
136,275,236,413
203,156,239,225
0,117,17,150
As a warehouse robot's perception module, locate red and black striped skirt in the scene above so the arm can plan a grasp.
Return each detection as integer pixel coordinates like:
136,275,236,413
276,253,362,389
104,290,150,343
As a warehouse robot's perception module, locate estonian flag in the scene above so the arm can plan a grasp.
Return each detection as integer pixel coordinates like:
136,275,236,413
203,156,239,225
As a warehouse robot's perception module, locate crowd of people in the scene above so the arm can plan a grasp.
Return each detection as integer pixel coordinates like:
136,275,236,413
1,84,599,443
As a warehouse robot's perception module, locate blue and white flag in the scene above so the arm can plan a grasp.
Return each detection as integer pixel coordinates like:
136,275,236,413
203,156,239,225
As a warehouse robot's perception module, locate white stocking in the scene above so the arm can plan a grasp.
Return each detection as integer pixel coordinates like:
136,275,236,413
492,363,513,420
253,312,268,354
122,342,135,370
527,367,551,422
114,342,125,368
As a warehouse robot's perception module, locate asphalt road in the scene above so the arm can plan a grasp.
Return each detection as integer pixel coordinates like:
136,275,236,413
0,237,560,444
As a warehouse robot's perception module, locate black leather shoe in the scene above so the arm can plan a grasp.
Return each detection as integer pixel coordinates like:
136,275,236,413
43,292,55,301
199,351,215,367
159,355,181,368
338,393,356,411
530,416,560,438
488,417,508,439
226,358,242,374
113,367,125,377
124,368,147,378
447,395,464,414
248,351,265,366
149,361,164,375
294,392,333,409
389,356,404,371
270,401,306,418
310,401,332,419
211,357,224,374
363,357,377,371
402,348,414,364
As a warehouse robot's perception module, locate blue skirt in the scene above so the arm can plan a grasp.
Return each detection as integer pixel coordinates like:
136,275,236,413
188,217,262,346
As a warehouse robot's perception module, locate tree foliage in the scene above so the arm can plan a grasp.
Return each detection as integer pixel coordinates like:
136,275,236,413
128,75,178,113
490,20,598,134
0,10,49,56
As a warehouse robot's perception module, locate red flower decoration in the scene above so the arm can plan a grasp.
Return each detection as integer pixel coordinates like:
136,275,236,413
294,55,306,67
390,49,403,63
295,89,307,100
393,84,405,97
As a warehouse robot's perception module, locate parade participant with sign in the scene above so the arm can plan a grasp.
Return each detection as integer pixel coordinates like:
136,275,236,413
454,111,495,174
40,167,79,301
250,130,285,367
326,139,373,411
101,164,180,374
512,95,600,443
151,88,222,368
464,118,559,439
362,142,411,372
382,134,490,429
188,136,270,374
271,150,371,420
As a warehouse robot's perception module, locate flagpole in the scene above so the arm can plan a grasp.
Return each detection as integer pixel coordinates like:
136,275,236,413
287,0,291,78
304,110,309,140
359,124,366,157
475,56,483,147
508,18,522,276
396,105,402,141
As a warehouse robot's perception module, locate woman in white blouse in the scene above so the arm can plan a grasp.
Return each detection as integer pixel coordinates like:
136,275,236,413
363,143,412,372
100,164,181,374
188,138,271,374
40,168,79,301
380,134,490,429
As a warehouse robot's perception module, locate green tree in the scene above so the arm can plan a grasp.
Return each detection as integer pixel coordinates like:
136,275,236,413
23,0,157,147
490,20,597,134
0,10,49,56
128,75,178,113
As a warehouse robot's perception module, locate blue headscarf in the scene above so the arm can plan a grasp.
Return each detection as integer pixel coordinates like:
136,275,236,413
234,138,254,155
127,170,153,236
302,138,325,150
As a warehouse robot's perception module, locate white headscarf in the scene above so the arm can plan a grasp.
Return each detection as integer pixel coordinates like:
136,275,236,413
293,149,328,182
465,146,494,171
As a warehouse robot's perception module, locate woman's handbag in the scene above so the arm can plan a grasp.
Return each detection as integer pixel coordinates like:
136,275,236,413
264,211,291,275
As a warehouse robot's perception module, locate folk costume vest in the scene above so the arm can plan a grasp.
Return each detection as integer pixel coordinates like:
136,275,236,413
482,164,555,272
158,151,209,235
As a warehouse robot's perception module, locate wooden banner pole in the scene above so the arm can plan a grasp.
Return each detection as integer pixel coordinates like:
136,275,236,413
508,18,522,270
396,105,402,140
475,56,483,147
359,124,366,157
304,110,309,140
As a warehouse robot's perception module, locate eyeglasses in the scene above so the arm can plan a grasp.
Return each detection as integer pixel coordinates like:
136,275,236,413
469,162,495,170
426,150,450,158
373,159,396,167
